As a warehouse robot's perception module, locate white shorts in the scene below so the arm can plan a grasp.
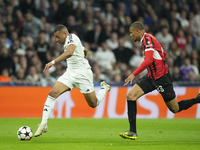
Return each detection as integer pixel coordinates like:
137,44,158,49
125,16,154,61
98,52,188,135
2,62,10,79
57,68,94,93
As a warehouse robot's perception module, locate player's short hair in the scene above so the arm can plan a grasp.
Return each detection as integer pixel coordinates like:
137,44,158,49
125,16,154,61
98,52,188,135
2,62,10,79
130,21,145,30
54,24,68,33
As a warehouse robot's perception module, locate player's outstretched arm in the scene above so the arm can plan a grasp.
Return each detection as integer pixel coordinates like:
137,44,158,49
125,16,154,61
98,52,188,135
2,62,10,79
54,44,75,63
123,50,154,86
131,50,154,76
43,44,76,72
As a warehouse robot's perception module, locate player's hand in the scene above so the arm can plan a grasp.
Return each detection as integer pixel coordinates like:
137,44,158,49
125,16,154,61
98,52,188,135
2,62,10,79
124,74,135,86
43,62,53,72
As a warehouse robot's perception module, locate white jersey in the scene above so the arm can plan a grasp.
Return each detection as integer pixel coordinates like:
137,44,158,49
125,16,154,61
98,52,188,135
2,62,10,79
63,34,91,74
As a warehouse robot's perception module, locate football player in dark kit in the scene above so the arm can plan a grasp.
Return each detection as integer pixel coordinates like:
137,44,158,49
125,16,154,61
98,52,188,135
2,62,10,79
119,21,200,140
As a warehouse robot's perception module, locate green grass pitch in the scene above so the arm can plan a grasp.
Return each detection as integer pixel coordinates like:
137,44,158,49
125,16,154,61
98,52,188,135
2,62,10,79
0,118,200,150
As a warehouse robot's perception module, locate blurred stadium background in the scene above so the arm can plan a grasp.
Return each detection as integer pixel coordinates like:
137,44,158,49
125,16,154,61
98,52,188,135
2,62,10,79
0,0,200,119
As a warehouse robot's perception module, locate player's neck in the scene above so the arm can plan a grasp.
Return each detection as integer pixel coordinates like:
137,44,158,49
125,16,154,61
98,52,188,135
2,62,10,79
139,31,145,42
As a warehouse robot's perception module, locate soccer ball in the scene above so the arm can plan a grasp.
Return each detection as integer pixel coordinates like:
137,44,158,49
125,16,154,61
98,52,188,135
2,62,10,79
17,126,33,140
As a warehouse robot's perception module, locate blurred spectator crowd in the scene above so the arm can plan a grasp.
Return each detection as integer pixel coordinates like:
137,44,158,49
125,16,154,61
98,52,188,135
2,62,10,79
0,0,200,86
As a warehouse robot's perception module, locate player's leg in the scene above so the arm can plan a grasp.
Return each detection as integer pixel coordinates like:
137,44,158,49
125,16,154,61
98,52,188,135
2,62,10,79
158,73,200,113
78,69,111,108
165,97,179,113
41,81,71,124
119,84,144,140
83,91,98,108
34,81,71,137
166,94,200,113
83,81,111,108
119,76,154,140
97,81,111,105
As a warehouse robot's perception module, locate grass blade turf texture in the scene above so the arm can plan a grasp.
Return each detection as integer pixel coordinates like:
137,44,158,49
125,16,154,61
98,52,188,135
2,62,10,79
0,118,200,150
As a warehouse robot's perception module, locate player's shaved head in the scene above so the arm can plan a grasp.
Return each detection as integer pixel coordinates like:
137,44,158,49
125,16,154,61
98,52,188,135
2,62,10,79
54,24,68,33
130,21,144,30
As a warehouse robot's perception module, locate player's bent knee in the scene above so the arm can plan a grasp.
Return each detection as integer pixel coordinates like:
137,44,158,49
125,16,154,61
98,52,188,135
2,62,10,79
84,93,98,108
88,102,97,108
126,92,137,101
49,90,59,98
169,107,179,113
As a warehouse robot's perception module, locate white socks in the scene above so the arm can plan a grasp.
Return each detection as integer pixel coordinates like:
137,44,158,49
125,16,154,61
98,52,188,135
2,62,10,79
96,88,107,106
41,95,56,125
40,88,107,124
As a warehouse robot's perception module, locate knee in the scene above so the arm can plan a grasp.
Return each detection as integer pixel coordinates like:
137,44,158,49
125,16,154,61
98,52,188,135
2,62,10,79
88,101,97,108
169,107,179,113
126,92,137,101
49,89,59,98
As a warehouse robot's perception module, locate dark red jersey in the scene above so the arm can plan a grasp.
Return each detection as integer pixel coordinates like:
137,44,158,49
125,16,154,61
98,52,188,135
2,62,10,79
132,33,168,80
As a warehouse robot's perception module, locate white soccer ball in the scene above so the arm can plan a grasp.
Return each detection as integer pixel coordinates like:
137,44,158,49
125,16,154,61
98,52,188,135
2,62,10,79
17,126,33,141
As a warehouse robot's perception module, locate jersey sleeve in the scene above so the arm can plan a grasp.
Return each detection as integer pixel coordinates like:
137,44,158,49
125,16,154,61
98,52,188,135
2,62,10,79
67,34,79,47
143,36,154,51
132,50,154,76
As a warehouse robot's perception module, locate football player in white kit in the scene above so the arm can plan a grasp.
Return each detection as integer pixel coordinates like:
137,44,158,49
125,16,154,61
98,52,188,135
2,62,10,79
34,25,111,137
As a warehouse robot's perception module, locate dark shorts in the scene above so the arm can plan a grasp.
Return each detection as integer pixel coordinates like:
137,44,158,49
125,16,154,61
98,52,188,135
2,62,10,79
136,72,176,102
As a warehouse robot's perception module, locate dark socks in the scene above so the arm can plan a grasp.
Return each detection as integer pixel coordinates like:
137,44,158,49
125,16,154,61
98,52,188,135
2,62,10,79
127,100,137,133
178,98,196,112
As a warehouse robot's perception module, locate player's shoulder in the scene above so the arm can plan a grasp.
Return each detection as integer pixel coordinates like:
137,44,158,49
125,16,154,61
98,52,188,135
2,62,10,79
70,33,79,40
70,33,81,42
66,33,77,41
65,34,77,44
142,33,151,43
144,33,158,43
145,33,155,39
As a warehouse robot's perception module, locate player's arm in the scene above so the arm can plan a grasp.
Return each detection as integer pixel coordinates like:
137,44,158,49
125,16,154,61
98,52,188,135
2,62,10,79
84,48,88,57
132,50,154,76
54,44,75,63
43,44,75,72
124,50,154,86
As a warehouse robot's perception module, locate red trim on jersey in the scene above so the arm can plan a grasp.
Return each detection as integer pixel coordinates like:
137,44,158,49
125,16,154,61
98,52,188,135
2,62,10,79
133,33,168,80
132,50,154,76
